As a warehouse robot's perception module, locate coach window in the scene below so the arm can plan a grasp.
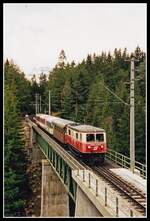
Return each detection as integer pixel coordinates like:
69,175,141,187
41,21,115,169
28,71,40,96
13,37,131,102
68,129,71,135
76,133,78,140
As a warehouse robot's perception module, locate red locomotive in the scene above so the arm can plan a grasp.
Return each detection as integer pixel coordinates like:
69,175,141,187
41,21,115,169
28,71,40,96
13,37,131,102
34,114,107,164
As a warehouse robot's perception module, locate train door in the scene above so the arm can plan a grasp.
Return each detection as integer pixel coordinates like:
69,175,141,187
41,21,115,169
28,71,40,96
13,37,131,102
75,132,81,151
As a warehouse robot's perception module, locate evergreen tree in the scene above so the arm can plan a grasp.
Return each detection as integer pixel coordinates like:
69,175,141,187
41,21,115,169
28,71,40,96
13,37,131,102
61,78,75,119
57,49,67,69
4,85,28,216
33,46,146,164
134,61,146,163
4,59,32,115
134,45,145,62
38,72,48,113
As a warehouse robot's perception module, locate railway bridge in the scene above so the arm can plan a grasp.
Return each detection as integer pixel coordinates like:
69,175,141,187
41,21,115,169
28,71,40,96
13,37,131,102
25,118,146,217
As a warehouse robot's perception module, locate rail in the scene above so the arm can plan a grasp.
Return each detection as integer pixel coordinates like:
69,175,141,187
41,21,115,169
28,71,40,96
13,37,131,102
73,169,144,217
92,165,146,214
106,148,146,179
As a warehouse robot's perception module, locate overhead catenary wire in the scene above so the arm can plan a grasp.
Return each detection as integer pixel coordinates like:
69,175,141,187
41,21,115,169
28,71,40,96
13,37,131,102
28,101,144,106
99,82,130,106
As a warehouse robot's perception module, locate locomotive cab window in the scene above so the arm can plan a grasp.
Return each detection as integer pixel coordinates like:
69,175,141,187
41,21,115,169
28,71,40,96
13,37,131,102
96,134,104,142
86,134,95,142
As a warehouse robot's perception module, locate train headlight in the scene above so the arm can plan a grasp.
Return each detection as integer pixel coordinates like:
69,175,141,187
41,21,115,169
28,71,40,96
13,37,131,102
88,145,91,149
101,145,104,148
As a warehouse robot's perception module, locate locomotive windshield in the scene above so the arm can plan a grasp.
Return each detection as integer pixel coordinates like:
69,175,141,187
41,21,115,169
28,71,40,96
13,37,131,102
86,134,95,142
96,134,104,142
86,133,104,142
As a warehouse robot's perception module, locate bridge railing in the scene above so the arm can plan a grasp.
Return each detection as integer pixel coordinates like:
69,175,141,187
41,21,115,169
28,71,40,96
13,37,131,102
73,169,144,217
106,148,146,179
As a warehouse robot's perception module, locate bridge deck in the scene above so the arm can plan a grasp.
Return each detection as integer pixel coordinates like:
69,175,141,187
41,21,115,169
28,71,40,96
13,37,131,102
72,169,144,217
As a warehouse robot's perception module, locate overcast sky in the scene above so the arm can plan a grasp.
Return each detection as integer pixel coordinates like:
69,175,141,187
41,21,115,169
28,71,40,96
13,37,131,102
4,3,146,78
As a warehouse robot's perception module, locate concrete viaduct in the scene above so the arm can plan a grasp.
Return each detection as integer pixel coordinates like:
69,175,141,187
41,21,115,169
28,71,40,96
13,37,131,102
25,118,146,218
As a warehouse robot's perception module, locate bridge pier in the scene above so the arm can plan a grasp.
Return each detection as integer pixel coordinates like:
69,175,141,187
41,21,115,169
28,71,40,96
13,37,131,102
24,122,36,158
41,159,69,217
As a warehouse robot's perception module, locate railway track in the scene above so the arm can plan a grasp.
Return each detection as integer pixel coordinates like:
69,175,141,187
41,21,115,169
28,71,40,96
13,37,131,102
88,165,146,215
29,118,146,215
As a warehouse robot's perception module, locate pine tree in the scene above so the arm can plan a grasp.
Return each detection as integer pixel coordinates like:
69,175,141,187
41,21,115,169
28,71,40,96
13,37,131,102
4,70,28,217
4,59,32,115
45,47,146,164
134,45,145,62
57,49,67,69
134,61,146,163
61,78,75,119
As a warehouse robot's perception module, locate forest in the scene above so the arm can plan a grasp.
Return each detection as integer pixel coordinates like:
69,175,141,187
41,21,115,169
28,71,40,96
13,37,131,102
4,46,146,216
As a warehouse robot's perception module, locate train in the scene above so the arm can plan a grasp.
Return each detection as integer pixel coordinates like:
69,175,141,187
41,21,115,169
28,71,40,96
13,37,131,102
34,114,107,164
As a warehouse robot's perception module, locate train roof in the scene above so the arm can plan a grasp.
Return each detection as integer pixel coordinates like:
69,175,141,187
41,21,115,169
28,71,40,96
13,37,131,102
68,124,105,133
45,115,59,123
36,114,58,121
36,114,76,129
36,114,105,132
52,118,76,129
36,114,49,119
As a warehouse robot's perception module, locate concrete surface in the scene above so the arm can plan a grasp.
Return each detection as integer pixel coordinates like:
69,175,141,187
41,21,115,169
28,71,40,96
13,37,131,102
75,185,102,217
41,160,69,217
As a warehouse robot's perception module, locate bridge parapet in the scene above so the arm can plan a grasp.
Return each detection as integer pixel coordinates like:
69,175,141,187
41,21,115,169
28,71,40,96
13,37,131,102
106,149,146,179
72,169,144,217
